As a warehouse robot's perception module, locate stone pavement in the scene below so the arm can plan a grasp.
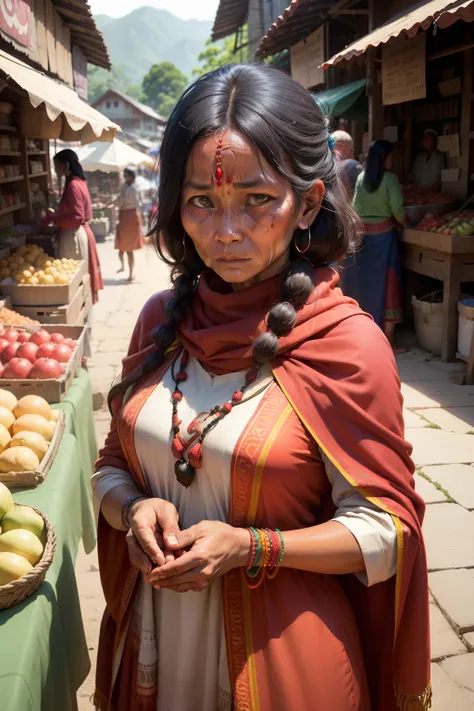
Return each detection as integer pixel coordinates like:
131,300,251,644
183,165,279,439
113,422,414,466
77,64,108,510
77,237,474,709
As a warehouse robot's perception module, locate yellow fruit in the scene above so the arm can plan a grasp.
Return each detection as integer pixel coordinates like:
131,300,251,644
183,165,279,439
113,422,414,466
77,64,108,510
0,407,15,431
10,431,48,461
0,446,40,473
39,274,54,285
16,245,28,256
0,424,11,454
54,273,69,285
13,271,24,282
0,268,10,279
28,276,39,285
12,414,54,441
49,409,59,422
14,395,51,421
0,529,43,565
44,260,52,268
0,390,17,412
0,481,14,519
36,270,45,278
0,259,8,267
1,505,45,542
0,551,33,584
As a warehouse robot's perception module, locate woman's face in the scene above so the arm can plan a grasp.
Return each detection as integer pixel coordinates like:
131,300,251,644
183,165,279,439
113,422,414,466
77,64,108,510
384,152,393,171
181,130,323,289
54,160,68,178
124,171,133,185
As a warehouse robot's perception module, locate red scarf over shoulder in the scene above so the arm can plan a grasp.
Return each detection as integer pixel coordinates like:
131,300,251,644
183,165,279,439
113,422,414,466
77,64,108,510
96,267,430,711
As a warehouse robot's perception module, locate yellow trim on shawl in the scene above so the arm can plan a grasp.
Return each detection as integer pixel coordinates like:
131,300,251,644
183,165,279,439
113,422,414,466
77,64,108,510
242,579,261,711
248,404,292,524
271,369,404,633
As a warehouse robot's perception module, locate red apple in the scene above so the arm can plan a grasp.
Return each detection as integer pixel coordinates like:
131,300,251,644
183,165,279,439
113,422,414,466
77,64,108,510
63,338,76,350
3,328,19,343
0,338,10,355
2,342,20,362
53,344,72,363
16,342,38,364
3,357,32,379
17,332,30,344
29,358,62,379
50,333,65,345
30,329,51,347
0,362,4,378
0,327,5,337
36,343,56,359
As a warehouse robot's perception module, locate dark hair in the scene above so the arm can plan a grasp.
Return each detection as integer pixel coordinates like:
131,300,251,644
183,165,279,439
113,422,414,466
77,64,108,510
53,149,86,181
124,168,136,181
108,64,361,410
363,140,393,193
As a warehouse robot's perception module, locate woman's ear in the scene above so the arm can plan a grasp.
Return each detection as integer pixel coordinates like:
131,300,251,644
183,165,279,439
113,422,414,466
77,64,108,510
297,179,325,230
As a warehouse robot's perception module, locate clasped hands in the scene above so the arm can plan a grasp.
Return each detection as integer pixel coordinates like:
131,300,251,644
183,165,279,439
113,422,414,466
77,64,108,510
126,497,250,593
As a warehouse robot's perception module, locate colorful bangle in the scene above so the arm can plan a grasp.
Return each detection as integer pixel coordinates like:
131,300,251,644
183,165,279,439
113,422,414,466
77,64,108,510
245,527,285,585
120,494,147,529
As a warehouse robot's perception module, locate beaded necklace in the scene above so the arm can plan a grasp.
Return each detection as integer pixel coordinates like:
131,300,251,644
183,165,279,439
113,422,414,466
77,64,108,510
171,350,269,488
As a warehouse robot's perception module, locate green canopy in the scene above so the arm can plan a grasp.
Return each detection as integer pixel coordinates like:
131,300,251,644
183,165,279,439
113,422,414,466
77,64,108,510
313,78,367,121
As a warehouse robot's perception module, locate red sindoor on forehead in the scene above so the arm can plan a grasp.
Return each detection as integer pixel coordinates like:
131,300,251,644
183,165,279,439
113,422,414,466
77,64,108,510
215,136,223,187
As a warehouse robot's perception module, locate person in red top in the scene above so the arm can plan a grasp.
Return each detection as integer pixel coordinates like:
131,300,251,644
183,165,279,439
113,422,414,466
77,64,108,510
53,149,103,304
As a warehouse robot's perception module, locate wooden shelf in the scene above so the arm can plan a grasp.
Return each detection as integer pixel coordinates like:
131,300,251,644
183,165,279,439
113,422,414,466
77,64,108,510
28,171,48,178
0,203,26,217
27,151,46,156
0,175,23,185
0,126,17,133
0,151,21,157
31,195,46,204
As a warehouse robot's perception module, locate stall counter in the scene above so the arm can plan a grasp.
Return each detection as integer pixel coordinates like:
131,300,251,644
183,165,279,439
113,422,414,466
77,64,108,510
401,229,474,361
0,369,97,711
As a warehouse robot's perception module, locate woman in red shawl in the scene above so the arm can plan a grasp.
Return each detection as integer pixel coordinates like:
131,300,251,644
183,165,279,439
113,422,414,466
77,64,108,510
53,149,103,303
93,65,430,711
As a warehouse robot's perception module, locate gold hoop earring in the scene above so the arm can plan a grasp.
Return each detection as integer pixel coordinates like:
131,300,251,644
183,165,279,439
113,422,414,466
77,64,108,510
294,226,311,254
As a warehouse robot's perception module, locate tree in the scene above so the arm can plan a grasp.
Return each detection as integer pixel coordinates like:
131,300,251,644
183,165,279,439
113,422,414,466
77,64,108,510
87,64,136,103
125,84,145,102
193,29,249,77
142,62,187,116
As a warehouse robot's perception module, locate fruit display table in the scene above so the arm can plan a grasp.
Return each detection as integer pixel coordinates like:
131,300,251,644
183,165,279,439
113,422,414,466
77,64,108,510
401,229,474,361
0,369,97,711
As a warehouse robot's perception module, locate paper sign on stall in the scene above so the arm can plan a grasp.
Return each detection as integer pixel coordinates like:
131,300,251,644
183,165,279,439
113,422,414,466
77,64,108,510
291,26,325,89
438,134,460,157
382,33,426,106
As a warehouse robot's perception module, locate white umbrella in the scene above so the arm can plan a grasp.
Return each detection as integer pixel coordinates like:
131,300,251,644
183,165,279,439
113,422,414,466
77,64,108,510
75,138,155,173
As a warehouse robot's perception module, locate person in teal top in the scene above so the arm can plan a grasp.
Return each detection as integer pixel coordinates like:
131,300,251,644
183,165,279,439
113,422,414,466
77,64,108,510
341,140,407,353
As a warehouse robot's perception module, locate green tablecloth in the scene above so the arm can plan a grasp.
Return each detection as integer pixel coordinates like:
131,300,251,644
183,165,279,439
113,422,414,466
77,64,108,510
0,369,97,711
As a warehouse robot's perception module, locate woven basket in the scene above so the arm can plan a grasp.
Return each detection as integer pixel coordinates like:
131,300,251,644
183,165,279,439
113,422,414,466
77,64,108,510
0,506,56,610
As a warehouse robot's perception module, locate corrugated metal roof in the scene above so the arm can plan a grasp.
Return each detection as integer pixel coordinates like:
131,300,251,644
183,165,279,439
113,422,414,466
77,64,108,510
322,0,474,68
258,0,331,57
212,0,249,41
51,0,111,70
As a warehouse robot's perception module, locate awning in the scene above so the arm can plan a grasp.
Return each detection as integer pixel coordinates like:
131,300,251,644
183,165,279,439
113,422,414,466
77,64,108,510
313,78,367,120
322,0,474,68
75,138,155,173
0,49,119,143
212,0,249,41
257,0,331,57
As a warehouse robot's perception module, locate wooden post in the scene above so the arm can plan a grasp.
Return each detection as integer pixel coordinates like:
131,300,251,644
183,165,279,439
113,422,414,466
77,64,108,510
442,256,462,362
459,48,472,198
367,0,383,143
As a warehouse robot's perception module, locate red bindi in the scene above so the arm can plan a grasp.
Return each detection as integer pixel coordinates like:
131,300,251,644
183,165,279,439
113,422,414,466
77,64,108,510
215,137,223,187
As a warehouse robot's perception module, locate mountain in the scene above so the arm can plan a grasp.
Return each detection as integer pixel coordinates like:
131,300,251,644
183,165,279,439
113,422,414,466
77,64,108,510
95,7,213,82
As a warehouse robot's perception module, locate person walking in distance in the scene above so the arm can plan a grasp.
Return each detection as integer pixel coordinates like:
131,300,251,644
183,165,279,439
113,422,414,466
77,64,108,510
115,168,143,282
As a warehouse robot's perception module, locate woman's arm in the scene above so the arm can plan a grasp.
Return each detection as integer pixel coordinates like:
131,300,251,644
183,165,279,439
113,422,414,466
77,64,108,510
387,174,407,226
56,180,86,229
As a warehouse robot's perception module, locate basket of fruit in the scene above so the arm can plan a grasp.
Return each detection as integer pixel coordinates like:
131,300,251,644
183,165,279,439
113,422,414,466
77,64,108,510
0,244,86,307
0,390,65,486
0,488,56,609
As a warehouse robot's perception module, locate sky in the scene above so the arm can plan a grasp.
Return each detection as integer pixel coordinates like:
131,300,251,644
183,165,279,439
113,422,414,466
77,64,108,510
88,0,220,21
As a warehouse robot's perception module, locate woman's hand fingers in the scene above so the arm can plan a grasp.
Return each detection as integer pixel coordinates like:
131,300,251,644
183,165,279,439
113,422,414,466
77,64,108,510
154,582,207,593
133,523,166,566
152,566,212,589
164,523,199,551
126,531,153,574
147,548,204,582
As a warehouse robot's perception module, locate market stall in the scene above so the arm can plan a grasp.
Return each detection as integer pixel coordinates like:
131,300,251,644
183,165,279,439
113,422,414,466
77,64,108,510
0,370,97,711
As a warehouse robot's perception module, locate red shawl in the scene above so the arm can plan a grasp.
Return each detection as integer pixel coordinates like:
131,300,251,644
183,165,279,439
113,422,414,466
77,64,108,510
95,267,430,711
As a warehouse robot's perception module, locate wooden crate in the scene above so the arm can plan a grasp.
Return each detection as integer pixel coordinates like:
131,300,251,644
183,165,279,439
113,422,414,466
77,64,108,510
14,274,91,325
0,325,86,403
1,260,87,306
0,411,65,488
